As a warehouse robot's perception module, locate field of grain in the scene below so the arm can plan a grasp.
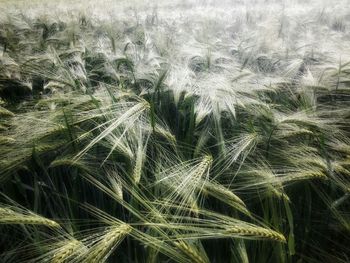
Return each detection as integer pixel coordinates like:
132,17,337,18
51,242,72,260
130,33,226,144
0,0,350,262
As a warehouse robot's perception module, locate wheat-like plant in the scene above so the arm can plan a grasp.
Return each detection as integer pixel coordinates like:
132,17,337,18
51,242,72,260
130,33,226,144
0,206,60,228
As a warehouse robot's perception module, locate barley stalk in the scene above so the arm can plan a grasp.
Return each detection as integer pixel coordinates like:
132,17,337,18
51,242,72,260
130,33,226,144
51,239,86,263
83,224,131,263
0,207,60,228
225,225,286,242
175,241,209,263
195,155,213,179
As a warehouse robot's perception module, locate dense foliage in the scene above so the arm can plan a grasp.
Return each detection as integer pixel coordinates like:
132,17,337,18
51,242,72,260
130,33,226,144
0,0,349,262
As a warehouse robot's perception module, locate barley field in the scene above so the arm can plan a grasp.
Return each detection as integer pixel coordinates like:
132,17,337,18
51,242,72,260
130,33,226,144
0,0,350,262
